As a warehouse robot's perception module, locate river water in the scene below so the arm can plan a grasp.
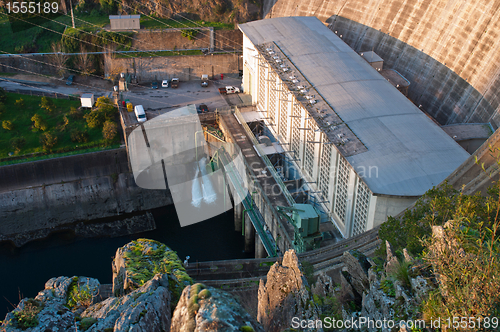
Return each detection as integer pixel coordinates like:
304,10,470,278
0,204,250,319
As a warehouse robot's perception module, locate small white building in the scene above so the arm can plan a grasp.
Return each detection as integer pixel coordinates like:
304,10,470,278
80,94,94,108
109,15,140,30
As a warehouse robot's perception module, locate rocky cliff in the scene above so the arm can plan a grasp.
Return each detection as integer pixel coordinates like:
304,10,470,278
257,250,322,332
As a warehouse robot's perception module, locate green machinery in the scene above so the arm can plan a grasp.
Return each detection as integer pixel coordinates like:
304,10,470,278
276,204,323,253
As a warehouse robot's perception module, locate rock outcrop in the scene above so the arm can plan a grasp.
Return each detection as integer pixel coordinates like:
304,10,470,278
170,283,263,332
339,246,431,332
0,276,100,332
257,250,322,332
112,238,192,305
82,274,172,332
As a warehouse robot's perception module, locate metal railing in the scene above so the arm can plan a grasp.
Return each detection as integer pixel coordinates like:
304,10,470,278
217,145,278,257
234,107,295,206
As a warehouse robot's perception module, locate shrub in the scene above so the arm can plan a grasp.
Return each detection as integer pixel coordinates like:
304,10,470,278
11,137,26,152
84,110,105,129
2,120,13,130
39,132,57,150
95,96,117,118
71,129,89,143
181,29,198,41
13,298,42,329
31,114,48,131
39,96,55,113
14,98,24,108
102,120,118,141
67,280,94,308
0,102,5,115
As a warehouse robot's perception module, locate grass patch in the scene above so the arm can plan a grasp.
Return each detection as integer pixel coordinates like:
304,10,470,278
0,92,119,161
0,72,18,77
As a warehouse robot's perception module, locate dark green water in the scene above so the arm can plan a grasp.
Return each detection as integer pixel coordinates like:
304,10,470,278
0,205,250,319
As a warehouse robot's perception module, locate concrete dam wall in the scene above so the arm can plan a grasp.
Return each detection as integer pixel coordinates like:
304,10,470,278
263,0,500,128
0,149,173,246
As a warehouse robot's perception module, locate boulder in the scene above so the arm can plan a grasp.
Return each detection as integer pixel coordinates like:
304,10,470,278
340,250,370,296
170,283,263,332
82,274,171,332
257,250,322,332
112,238,192,305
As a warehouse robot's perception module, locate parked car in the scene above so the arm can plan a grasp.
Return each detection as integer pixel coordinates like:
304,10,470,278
151,81,159,89
66,75,75,85
171,78,179,88
162,80,169,88
197,104,209,113
200,75,209,87
218,86,240,95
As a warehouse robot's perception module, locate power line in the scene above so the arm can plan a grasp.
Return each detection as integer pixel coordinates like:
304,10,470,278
0,11,239,90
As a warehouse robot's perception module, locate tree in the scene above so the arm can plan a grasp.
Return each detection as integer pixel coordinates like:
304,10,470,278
2,120,13,130
39,132,57,150
103,120,118,141
75,46,95,76
31,114,48,131
83,110,105,129
15,98,24,108
40,96,55,113
95,96,116,118
49,42,70,78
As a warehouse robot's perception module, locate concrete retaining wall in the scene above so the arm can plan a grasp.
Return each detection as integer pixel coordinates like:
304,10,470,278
106,53,242,82
264,0,500,128
0,149,173,245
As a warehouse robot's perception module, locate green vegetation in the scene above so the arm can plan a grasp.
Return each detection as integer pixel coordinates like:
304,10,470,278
181,29,198,41
120,239,193,306
79,317,97,331
240,326,255,332
377,147,500,322
66,277,95,308
0,92,119,161
13,298,42,330
378,181,498,256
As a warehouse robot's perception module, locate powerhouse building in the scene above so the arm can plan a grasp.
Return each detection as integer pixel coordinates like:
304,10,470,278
238,17,470,237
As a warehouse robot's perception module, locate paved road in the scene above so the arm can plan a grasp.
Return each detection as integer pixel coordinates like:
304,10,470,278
0,75,245,116
123,76,244,119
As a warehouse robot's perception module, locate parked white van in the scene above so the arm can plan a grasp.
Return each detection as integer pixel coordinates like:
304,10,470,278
134,105,147,123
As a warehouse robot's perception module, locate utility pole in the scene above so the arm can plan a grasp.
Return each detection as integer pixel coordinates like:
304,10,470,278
70,0,75,28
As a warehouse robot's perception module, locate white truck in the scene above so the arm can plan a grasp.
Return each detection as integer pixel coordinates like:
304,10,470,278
134,105,147,123
218,86,240,95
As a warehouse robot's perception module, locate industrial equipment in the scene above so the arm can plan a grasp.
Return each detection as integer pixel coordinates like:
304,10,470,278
276,204,323,253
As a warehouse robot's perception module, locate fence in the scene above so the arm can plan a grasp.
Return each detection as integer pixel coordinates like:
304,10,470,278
2,88,78,100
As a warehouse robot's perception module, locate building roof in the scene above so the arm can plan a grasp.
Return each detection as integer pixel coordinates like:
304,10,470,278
109,15,140,20
239,17,470,197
